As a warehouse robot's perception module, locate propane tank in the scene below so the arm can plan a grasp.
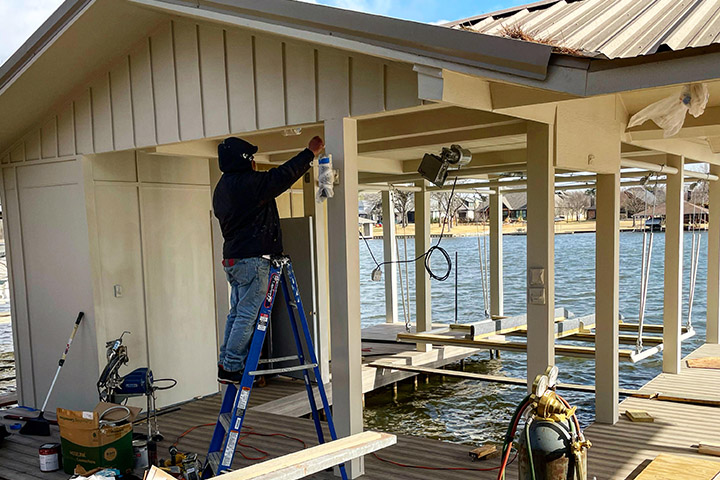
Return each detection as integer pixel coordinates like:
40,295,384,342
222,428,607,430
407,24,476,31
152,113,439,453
516,366,591,480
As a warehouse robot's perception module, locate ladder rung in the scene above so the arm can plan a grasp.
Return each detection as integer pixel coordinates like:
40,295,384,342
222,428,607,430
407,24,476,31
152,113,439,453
219,413,232,432
258,355,299,364
249,363,317,376
207,451,222,474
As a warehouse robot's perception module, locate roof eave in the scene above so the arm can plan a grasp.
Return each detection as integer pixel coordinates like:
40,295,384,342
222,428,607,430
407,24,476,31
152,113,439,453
0,0,92,92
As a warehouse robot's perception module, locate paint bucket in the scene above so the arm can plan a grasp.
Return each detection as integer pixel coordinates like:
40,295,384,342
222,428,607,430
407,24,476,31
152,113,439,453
39,443,61,472
133,439,149,471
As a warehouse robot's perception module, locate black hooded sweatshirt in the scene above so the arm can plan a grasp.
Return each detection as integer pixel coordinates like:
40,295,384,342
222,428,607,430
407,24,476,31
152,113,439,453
213,146,314,260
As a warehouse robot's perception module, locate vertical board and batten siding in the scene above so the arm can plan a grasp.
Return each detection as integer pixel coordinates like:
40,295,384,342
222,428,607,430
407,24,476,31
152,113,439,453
1,18,421,163
89,151,218,407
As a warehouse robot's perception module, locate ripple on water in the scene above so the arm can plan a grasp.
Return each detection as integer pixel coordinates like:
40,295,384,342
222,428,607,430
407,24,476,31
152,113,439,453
361,232,708,445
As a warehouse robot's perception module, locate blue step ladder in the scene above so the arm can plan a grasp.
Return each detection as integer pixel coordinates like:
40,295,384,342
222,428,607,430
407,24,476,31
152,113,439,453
202,256,348,480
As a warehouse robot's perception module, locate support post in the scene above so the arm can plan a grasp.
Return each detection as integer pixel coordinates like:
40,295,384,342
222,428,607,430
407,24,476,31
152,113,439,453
414,180,432,352
663,155,684,374
324,118,364,478
526,122,555,388
708,164,720,344
381,190,399,323
490,189,504,317
303,165,331,380
595,173,620,424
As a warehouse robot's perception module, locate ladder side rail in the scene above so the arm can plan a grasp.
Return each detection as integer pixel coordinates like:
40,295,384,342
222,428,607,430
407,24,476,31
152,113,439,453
216,265,283,475
279,272,326,444
285,261,349,480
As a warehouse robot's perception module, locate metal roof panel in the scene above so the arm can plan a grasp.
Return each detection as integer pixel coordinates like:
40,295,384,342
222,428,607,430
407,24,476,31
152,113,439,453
452,0,720,59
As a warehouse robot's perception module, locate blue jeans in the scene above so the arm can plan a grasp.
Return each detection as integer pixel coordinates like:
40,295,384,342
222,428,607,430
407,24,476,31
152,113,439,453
219,257,271,373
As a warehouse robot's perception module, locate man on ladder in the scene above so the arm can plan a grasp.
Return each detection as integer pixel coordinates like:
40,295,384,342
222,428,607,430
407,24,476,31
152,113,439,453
213,135,324,384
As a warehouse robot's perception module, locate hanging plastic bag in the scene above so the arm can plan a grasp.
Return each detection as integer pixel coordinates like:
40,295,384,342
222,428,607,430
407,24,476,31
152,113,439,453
628,83,709,138
316,154,335,203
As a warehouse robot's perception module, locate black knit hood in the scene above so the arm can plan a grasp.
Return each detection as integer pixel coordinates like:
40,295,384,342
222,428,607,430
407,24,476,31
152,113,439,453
218,137,259,173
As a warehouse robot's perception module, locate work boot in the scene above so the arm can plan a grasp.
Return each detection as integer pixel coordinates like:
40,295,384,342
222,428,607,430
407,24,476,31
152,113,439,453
217,366,242,384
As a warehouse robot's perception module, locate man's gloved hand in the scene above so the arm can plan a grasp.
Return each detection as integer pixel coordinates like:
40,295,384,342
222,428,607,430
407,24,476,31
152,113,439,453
308,136,325,156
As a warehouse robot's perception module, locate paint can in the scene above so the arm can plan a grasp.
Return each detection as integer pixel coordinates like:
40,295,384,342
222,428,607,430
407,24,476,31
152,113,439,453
133,439,149,471
38,443,61,472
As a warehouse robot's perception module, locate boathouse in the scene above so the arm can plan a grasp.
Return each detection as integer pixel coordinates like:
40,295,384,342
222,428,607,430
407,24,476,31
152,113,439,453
2,0,720,477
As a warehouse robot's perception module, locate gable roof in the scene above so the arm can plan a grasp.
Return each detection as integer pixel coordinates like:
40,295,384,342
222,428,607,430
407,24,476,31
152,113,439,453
448,0,720,59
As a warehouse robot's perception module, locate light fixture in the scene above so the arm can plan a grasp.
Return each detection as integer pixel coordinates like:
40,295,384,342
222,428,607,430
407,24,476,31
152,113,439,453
417,144,472,187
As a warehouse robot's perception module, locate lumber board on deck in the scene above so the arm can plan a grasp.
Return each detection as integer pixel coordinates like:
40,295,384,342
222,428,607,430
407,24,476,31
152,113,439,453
633,453,720,479
214,431,396,479
369,362,645,396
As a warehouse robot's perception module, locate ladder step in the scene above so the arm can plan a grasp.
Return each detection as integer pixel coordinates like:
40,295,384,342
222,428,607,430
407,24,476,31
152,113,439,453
258,355,299,364
219,413,232,432
207,451,222,474
249,363,317,376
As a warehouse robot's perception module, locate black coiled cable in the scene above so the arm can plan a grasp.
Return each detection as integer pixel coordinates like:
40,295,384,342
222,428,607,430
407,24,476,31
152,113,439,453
362,177,457,282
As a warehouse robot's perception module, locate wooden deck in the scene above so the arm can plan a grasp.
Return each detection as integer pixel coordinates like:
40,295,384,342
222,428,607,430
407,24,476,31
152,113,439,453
0,388,512,480
1,340,718,479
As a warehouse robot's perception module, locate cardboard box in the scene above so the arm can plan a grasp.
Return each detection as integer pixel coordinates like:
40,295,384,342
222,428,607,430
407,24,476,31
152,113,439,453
57,402,141,475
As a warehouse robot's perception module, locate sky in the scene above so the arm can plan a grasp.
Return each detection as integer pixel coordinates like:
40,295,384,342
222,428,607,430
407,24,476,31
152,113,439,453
0,0,531,66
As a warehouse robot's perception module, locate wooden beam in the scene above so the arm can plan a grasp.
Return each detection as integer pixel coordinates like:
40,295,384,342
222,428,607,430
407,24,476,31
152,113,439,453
324,117,364,478
526,121,555,387
596,172,620,424
212,431,396,480
663,155,684,374
629,138,720,165
358,122,526,156
357,106,516,144
626,106,720,141
369,363,643,396
403,148,527,173
359,161,526,185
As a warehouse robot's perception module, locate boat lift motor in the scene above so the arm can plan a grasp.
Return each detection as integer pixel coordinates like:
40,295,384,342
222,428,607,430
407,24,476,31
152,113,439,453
507,366,591,480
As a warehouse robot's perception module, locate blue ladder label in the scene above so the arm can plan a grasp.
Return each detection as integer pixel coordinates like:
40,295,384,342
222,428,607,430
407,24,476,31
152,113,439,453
238,387,251,410
258,313,269,331
223,431,239,466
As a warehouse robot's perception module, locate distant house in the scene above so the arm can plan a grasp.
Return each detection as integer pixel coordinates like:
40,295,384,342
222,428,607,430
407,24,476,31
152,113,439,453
635,201,708,227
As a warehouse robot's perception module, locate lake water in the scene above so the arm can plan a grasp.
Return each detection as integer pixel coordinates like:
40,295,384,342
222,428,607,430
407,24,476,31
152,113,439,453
361,231,708,445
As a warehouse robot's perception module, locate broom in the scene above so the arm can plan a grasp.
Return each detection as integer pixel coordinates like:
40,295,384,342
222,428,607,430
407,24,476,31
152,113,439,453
19,312,84,436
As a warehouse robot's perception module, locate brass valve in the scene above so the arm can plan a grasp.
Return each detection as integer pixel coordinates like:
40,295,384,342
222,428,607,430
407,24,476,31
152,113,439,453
535,390,576,421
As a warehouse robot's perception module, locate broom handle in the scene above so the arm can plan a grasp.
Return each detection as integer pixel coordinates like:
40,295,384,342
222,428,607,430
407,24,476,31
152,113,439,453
40,312,84,413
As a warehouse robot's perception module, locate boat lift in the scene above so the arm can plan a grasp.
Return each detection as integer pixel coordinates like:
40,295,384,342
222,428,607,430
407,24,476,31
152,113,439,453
395,308,693,362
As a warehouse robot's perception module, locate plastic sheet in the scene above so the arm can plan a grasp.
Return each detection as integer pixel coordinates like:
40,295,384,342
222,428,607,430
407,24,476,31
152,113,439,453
628,83,709,138
316,154,335,202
